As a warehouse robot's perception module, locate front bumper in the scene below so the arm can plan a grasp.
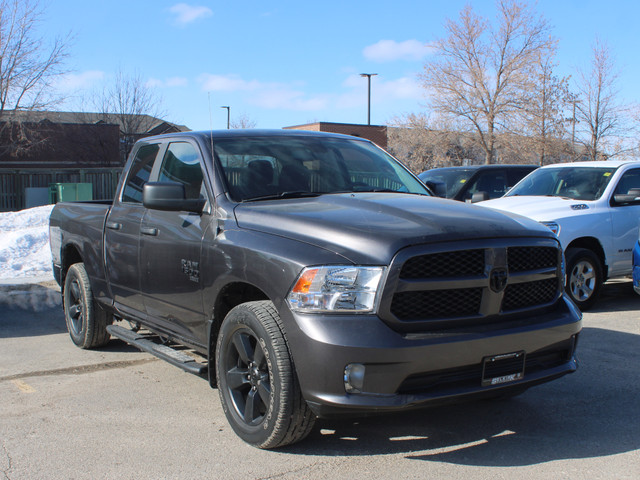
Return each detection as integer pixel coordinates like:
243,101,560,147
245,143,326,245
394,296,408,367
284,295,582,417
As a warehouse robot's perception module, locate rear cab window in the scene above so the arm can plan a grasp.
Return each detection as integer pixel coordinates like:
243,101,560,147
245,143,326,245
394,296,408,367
121,144,161,204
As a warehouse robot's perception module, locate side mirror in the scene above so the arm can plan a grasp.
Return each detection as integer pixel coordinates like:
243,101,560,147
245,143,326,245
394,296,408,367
424,180,447,197
143,182,205,213
613,187,640,205
471,191,490,203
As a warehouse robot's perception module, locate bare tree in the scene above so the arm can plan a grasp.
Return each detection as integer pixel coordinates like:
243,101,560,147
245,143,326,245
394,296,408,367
387,112,479,173
0,0,70,155
573,39,624,161
387,113,434,173
94,69,165,157
421,0,556,164
230,113,257,129
631,104,640,159
516,55,571,165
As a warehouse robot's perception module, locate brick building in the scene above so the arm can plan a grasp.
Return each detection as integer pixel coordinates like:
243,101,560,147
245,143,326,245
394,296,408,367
284,122,388,149
0,111,189,211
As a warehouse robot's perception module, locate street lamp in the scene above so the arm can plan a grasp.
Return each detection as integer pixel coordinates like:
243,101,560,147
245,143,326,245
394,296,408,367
360,73,377,125
220,106,230,129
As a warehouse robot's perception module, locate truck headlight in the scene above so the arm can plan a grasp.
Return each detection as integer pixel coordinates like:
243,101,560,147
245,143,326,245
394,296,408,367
286,266,385,313
541,221,560,236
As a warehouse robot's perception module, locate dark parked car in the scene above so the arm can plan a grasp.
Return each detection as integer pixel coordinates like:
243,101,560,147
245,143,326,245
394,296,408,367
419,164,538,202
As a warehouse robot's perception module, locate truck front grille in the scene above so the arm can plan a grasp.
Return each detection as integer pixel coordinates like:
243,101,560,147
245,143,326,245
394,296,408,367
400,249,485,278
391,288,483,320
379,239,563,332
507,246,557,272
502,278,558,311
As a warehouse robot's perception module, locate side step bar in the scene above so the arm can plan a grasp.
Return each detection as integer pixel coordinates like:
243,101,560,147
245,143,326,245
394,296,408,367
107,324,208,376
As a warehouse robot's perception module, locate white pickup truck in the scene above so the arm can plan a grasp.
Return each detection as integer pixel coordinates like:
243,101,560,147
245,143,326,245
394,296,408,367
479,160,640,309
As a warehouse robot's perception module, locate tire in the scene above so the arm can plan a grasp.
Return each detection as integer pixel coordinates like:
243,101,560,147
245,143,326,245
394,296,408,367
565,248,603,311
63,263,111,349
215,301,315,449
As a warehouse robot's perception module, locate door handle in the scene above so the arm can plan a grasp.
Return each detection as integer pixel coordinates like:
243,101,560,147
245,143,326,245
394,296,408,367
140,227,159,236
106,222,122,230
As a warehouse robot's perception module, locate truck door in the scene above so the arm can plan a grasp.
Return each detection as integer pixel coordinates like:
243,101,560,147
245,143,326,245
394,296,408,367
609,168,640,276
105,142,161,319
139,141,209,345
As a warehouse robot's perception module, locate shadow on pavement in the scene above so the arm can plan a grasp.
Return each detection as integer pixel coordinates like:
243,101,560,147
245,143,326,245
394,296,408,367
589,279,640,313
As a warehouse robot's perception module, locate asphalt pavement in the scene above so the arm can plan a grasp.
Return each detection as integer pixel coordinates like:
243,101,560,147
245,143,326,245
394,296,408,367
0,280,639,480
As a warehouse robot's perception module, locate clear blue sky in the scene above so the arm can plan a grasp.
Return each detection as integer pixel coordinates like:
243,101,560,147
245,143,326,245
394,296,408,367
44,0,639,130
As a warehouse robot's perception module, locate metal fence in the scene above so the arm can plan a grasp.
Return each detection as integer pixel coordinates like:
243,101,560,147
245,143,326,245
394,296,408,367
0,168,121,212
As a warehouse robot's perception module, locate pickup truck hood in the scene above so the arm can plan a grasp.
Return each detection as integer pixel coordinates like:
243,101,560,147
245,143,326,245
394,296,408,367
234,193,554,264
479,196,595,222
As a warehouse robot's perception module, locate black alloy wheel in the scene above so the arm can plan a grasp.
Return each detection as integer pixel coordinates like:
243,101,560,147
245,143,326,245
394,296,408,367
224,326,271,426
63,263,111,349
216,301,315,448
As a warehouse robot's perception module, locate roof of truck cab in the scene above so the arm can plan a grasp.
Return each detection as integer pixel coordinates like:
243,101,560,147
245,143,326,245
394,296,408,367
423,164,538,173
539,160,640,169
141,129,369,142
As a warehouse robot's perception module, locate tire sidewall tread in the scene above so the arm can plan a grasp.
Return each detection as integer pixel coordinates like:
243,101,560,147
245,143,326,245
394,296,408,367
215,300,315,449
63,263,110,349
565,247,603,311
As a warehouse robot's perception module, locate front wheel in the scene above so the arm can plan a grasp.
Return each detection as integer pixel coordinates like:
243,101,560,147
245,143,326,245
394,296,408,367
565,248,603,311
63,263,111,348
215,301,315,449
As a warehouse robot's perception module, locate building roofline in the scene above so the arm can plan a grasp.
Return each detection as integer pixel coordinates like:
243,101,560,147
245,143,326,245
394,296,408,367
284,121,387,129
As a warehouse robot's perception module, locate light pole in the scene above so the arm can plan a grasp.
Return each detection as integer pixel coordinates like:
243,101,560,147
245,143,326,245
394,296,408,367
220,106,230,129
360,73,377,125
569,96,581,161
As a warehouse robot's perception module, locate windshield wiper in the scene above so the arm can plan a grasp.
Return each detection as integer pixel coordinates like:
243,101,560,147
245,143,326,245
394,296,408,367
244,191,322,202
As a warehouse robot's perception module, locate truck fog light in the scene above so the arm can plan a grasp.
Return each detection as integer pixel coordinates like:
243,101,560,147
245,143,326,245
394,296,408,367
344,363,365,394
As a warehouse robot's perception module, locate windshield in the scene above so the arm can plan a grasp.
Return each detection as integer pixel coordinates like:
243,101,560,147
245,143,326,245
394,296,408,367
213,136,431,202
419,168,476,198
506,167,616,201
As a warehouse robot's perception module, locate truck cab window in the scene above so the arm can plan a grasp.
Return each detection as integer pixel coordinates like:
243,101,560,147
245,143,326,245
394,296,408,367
613,169,640,197
122,144,160,203
465,171,507,200
158,142,205,200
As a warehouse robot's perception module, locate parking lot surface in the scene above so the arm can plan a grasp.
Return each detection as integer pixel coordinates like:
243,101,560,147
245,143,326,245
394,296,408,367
1,281,639,480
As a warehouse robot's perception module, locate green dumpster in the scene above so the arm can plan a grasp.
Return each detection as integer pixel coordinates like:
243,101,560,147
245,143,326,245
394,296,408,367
49,183,93,203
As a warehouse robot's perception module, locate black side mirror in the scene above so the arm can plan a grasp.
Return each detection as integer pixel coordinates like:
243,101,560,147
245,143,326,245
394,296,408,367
143,182,205,213
425,180,447,197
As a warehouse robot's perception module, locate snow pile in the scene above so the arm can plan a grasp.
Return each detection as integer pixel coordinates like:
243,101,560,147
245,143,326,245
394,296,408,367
0,204,55,284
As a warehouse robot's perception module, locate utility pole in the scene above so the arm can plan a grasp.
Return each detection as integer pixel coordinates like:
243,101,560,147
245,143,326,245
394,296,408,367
360,73,377,125
220,106,230,129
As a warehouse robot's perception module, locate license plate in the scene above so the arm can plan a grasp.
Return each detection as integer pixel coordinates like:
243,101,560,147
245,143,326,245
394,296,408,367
482,351,525,387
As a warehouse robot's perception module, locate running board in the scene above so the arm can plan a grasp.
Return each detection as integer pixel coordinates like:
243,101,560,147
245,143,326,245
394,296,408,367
107,324,208,376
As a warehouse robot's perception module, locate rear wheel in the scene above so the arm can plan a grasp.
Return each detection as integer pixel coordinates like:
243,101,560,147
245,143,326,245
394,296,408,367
63,263,111,348
216,301,315,449
565,248,603,311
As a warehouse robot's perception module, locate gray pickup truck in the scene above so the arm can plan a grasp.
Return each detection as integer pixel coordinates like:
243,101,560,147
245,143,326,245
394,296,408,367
50,130,581,448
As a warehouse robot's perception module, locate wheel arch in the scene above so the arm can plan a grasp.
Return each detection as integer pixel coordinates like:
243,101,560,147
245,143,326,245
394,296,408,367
565,236,607,280
207,281,270,387
60,243,83,290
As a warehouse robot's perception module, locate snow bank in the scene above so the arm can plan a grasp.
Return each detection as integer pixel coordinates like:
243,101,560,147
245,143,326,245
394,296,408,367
0,204,55,285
